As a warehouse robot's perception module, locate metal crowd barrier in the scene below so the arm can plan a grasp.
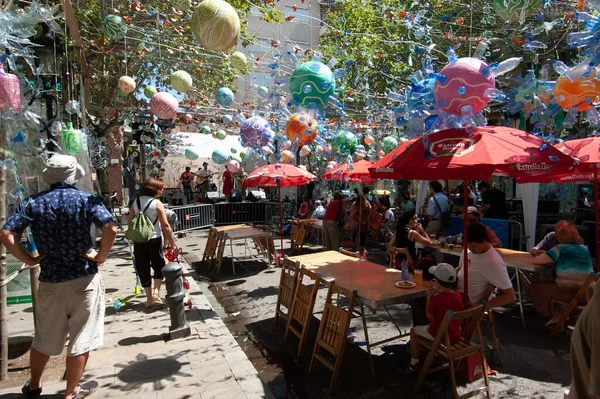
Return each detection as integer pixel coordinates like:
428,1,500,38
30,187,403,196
507,219,525,251
213,201,271,225
170,203,215,232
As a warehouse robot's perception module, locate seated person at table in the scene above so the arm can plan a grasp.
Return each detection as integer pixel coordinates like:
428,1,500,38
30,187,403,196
388,210,434,266
457,223,516,308
297,198,312,219
311,200,326,219
459,206,502,248
404,263,464,374
529,225,594,322
530,220,583,256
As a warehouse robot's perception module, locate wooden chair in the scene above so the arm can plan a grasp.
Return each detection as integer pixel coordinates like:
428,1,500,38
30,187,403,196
414,304,491,399
285,267,322,356
340,249,360,258
201,228,219,265
309,283,357,392
367,203,386,237
210,231,227,277
387,246,413,269
549,272,599,335
291,219,311,253
275,258,300,323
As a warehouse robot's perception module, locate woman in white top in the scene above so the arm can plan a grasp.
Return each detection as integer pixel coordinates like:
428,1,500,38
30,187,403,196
127,178,178,308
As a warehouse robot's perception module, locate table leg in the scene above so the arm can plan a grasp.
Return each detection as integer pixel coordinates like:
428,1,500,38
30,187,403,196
516,269,526,332
384,305,405,337
230,239,236,276
360,301,376,380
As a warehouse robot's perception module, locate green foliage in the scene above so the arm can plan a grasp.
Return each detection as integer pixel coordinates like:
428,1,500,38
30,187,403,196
74,0,281,113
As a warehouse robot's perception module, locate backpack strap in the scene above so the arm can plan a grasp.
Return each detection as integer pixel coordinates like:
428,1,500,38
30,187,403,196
140,198,159,225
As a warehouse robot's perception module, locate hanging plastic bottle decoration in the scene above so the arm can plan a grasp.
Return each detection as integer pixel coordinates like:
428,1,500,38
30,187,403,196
61,122,84,155
0,62,23,113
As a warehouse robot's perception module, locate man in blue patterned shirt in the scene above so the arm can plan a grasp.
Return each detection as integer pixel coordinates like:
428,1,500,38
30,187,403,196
0,155,117,399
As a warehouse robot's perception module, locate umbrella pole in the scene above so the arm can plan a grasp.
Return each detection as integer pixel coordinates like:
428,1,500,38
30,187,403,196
463,180,469,303
595,176,599,272
358,183,362,253
279,186,284,260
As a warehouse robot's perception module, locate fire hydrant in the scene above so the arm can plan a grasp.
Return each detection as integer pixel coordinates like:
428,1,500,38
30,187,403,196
162,262,191,340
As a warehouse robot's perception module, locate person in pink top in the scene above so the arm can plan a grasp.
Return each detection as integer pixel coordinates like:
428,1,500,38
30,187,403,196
404,263,465,374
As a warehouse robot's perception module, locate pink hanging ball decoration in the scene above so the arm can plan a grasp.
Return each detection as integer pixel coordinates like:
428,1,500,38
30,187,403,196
0,64,23,113
226,159,240,173
150,92,179,120
433,57,495,115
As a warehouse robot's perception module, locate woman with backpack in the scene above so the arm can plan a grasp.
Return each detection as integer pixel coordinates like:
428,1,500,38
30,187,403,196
127,178,178,308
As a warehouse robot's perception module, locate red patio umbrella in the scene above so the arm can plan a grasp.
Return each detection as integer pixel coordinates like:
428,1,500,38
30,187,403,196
242,163,316,259
519,138,600,271
368,126,577,300
322,159,376,183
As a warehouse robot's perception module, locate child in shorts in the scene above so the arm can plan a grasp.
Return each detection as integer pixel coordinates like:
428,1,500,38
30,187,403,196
405,263,465,373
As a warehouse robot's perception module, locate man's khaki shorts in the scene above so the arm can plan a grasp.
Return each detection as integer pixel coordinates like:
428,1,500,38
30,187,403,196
32,273,105,357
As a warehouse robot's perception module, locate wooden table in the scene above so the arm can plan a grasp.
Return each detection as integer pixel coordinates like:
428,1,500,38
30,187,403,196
289,250,430,378
216,224,274,274
416,242,551,330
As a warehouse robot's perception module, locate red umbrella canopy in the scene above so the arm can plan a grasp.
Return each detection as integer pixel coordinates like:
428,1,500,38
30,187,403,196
551,138,600,182
322,159,376,183
369,126,576,181
242,163,316,188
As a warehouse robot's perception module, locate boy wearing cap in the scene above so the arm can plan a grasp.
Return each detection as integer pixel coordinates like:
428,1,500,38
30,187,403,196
405,263,465,373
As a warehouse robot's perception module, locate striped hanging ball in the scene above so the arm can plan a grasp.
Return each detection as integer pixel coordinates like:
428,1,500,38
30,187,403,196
191,0,240,52
101,15,128,40
170,70,193,93
150,92,179,120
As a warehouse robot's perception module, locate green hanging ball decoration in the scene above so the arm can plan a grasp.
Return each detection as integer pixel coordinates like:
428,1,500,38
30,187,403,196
185,148,200,160
101,15,128,40
216,129,227,140
201,125,211,135
144,86,158,99
239,151,246,160
61,122,84,155
381,136,398,154
230,148,238,154
230,51,248,70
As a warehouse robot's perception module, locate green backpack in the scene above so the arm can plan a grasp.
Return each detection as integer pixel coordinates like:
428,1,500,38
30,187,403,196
126,198,158,243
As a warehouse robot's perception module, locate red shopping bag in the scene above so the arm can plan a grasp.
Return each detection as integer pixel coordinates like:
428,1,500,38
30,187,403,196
456,353,494,382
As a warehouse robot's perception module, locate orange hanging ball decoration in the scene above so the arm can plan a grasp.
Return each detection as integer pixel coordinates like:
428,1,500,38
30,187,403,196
285,112,318,146
554,63,600,112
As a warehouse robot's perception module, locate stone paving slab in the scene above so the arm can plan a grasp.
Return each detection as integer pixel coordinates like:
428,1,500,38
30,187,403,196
0,240,274,399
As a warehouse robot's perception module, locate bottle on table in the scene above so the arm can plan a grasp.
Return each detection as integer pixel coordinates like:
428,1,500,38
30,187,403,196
401,259,409,281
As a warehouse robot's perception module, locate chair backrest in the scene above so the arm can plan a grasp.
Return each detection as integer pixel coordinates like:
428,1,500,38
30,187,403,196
388,246,413,268
368,208,385,234
276,258,301,319
290,267,321,323
431,304,486,348
340,249,361,258
315,283,357,359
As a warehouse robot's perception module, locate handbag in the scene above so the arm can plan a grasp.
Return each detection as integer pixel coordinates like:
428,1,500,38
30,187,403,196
432,195,452,228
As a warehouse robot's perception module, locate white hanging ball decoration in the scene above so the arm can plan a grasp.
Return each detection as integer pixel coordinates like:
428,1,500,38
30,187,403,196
118,76,136,93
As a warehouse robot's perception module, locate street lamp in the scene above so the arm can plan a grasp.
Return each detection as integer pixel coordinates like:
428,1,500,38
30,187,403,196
33,22,63,152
